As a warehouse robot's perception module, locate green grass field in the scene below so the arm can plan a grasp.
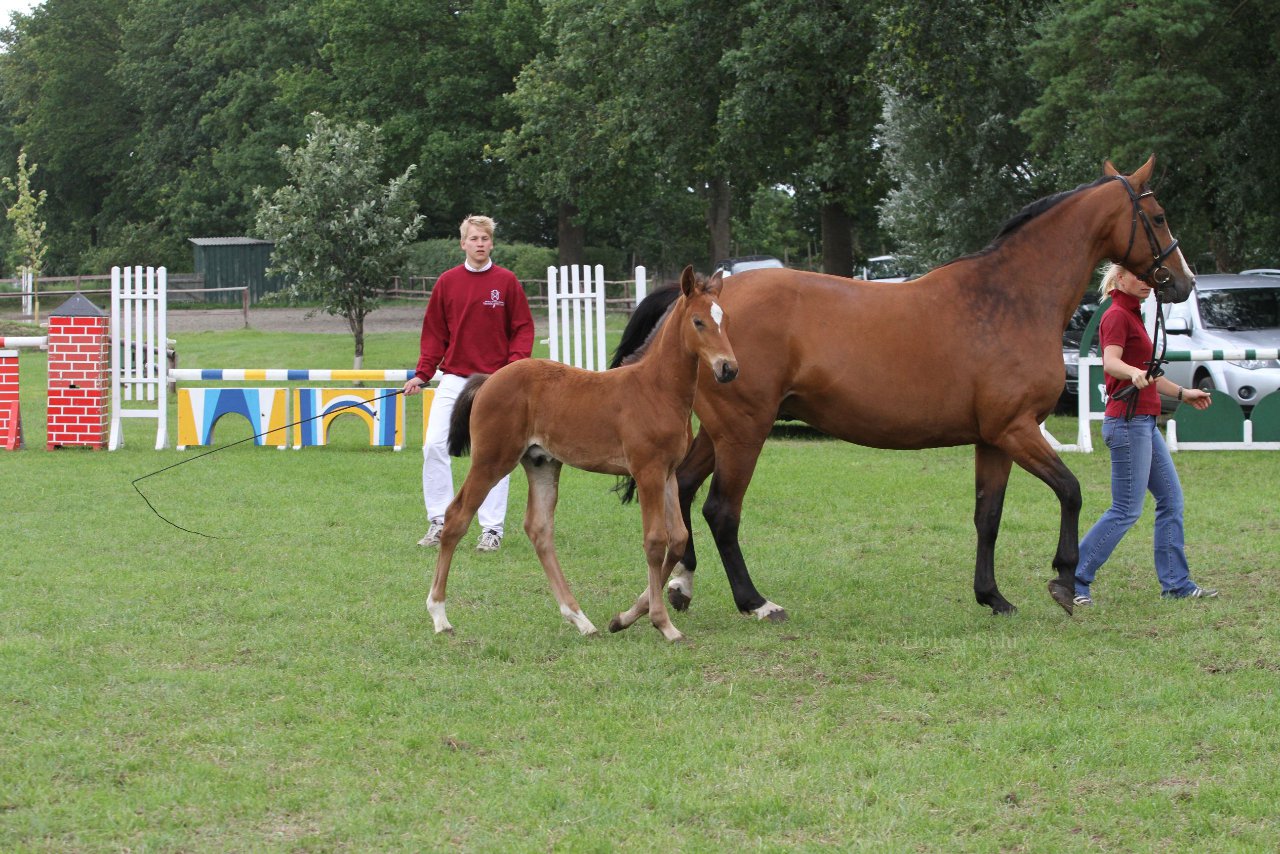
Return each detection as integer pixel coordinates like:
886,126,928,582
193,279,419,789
3,324,1278,851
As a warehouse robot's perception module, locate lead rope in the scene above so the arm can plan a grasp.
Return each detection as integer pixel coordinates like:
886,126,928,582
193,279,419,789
1111,294,1169,421
132,388,405,538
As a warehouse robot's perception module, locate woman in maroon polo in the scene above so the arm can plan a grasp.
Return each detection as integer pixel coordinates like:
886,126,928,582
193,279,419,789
1073,264,1216,605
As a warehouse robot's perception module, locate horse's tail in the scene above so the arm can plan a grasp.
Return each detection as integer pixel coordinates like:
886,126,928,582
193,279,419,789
447,374,490,457
610,476,638,505
609,283,682,368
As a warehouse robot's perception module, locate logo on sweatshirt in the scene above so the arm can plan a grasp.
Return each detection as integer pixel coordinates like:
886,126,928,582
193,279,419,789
483,289,505,309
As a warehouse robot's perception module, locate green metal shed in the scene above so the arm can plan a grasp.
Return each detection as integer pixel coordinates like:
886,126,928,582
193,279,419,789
188,237,284,304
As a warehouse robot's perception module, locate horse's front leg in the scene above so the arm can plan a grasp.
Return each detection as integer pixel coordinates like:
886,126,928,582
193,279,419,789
973,442,1017,615
701,437,787,622
998,425,1082,615
521,457,597,635
610,470,685,641
666,428,715,612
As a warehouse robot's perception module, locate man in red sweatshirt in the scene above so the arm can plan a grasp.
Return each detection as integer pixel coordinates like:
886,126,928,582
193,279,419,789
403,215,534,551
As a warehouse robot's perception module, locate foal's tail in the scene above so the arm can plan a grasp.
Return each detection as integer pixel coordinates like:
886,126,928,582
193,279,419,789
447,374,490,457
609,283,682,368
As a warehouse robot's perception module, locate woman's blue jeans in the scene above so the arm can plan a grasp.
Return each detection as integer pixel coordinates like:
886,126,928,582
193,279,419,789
1075,415,1198,597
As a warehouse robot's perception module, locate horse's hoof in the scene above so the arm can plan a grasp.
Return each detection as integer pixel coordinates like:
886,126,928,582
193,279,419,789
668,588,692,612
1048,580,1075,616
748,601,788,622
607,615,627,633
990,604,1017,617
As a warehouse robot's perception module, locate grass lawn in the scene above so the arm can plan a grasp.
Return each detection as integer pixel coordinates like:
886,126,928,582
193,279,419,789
2,326,1278,851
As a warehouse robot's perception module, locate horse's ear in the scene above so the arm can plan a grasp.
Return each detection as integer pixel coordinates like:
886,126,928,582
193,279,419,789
1103,160,1120,177
679,264,696,298
1130,154,1156,188
704,269,724,298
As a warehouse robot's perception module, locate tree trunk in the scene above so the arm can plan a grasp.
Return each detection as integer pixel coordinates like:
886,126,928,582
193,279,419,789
557,201,586,267
820,202,854,277
349,311,365,375
705,177,732,268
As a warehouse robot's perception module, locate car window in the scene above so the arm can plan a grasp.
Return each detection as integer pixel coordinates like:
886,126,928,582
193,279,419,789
1198,287,1280,330
1062,291,1101,350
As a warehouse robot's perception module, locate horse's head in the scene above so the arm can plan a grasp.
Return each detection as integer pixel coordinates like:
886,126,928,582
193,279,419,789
1103,156,1195,303
678,265,738,384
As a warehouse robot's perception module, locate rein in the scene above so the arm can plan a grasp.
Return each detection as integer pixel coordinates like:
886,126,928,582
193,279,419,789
132,388,405,538
1110,293,1169,421
1105,174,1182,420
1112,174,1180,297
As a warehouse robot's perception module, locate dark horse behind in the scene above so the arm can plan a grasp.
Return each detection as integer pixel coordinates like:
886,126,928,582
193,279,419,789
609,157,1196,623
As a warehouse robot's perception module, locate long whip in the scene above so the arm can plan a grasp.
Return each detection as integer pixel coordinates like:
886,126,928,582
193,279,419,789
131,388,405,538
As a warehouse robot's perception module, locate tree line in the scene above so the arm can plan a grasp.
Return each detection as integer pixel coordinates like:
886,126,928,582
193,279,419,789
2,0,1276,281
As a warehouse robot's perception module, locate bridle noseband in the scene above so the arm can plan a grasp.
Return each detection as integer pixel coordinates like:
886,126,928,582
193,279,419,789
1112,174,1180,298
1109,175,1183,419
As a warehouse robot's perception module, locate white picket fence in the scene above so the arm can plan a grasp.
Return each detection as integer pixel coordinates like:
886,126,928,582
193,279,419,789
109,266,168,450
547,264,646,371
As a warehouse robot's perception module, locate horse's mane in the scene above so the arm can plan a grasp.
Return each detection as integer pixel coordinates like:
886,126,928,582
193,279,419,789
941,176,1111,269
616,298,679,367
608,278,692,368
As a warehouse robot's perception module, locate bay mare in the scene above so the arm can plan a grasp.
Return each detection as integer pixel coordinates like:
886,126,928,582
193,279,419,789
427,266,738,642
609,157,1196,623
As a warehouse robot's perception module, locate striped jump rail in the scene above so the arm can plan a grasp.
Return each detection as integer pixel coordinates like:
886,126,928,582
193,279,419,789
1164,348,1280,362
0,336,48,348
170,369,416,382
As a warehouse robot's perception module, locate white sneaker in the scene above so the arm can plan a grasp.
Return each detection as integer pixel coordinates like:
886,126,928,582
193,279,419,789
418,518,444,547
476,529,502,552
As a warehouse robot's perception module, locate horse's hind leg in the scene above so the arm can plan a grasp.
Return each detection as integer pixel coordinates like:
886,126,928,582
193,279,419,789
973,442,1017,615
521,456,597,635
666,428,715,612
426,452,519,634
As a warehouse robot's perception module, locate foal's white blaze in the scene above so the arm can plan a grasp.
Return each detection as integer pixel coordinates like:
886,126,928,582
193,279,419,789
560,603,599,635
667,562,693,598
710,302,724,330
427,595,453,634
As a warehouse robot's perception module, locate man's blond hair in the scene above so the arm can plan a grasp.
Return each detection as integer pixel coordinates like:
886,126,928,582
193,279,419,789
459,214,496,240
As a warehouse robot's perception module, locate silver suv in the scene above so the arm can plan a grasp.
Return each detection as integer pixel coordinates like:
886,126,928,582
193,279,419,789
1161,273,1280,409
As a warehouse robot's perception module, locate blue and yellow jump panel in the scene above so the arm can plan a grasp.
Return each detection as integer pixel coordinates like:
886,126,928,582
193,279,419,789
292,387,404,450
176,387,289,449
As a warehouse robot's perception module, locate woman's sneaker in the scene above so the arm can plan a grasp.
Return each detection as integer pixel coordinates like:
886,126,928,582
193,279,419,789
1162,585,1219,600
1072,594,1093,607
418,518,445,547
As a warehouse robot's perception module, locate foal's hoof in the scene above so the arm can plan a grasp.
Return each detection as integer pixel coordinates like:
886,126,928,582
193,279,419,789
667,587,692,612
607,615,628,633
1048,579,1075,616
989,603,1017,617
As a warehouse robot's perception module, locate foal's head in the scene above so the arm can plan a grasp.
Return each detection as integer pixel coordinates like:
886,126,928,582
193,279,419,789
676,265,738,384
1101,156,1196,303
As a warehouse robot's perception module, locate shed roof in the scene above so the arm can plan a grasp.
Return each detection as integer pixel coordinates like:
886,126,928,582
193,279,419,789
188,237,273,247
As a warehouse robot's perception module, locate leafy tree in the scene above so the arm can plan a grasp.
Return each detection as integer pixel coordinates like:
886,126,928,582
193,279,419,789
111,0,327,266
255,114,424,369
1021,0,1280,270
0,0,133,272
2,148,47,322
315,0,544,241
875,0,1050,270
720,0,886,275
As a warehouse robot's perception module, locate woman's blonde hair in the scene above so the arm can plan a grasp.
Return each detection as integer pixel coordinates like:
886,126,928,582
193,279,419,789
459,214,496,240
1099,263,1129,295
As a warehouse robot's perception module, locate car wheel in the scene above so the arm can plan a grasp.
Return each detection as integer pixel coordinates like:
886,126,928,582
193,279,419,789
1194,370,1216,393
